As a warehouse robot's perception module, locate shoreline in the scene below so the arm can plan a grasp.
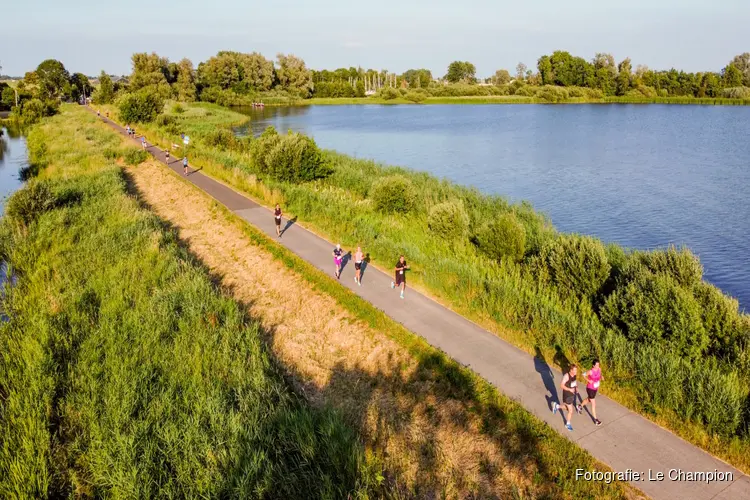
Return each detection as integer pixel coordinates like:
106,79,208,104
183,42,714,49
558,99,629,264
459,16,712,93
245,96,750,106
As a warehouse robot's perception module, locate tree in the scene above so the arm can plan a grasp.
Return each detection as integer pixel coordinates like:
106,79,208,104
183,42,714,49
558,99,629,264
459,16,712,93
730,53,750,86
240,52,276,91
445,61,476,84
69,72,92,102
174,58,197,102
515,62,527,81
35,59,71,101
401,69,432,88
492,69,511,85
95,71,115,104
537,55,554,85
275,53,313,97
722,63,743,88
129,52,172,99
616,57,632,95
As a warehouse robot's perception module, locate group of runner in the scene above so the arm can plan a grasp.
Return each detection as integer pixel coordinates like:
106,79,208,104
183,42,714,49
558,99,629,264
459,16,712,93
273,205,410,298
121,122,189,175
552,360,603,431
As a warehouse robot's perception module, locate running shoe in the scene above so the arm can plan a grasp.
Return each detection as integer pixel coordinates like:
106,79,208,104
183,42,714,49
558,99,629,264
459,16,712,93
552,402,558,415
566,423,573,432
390,281,395,289
400,292,404,299
576,404,583,414
595,419,602,426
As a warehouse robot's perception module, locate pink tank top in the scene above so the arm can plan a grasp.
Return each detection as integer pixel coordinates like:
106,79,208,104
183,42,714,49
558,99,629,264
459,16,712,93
586,367,601,390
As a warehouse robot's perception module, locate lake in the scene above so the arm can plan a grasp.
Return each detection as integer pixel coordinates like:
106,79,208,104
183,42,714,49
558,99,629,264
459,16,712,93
235,104,750,310
0,126,27,213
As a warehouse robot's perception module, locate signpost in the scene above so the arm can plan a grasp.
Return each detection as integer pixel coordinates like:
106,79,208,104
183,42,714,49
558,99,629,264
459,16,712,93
182,135,190,159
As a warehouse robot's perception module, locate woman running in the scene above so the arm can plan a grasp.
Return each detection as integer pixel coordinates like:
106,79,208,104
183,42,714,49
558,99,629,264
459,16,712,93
354,245,364,285
390,255,410,299
141,136,147,149
332,244,344,279
274,204,282,237
579,360,603,426
183,157,188,175
165,148,170,164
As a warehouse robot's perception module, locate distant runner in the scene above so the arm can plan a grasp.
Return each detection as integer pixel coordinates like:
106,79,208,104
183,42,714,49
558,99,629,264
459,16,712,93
579,359,603,426
552,364,578,431
183,157,188,175
274,204,282,237
332,244,344,279
141,136,147,149
97,109,100,118
126,125,131,135
390,255,410,299
354,245,364,286
165,149,170,164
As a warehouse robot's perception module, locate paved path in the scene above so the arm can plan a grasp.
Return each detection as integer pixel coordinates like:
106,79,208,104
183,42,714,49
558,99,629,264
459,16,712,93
93,108,750,500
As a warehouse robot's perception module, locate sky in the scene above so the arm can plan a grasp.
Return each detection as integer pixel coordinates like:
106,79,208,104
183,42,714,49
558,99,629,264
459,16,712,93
1,0,748,78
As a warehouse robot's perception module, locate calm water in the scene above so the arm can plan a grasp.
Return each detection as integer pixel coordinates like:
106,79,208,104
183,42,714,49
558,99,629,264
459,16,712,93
234,104,750,310
0,126,27,213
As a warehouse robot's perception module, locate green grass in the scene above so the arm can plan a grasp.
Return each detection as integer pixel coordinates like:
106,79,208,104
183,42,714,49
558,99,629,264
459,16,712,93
129,101,750,474
0,108,381,498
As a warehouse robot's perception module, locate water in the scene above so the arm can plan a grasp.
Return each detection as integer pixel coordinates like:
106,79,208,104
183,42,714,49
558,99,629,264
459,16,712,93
0,126,27,213
234,104,750,310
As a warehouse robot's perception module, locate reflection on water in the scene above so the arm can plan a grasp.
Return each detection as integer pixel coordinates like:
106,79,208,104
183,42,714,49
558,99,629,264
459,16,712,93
231,104,750,309
234,106,310,136
0,126,28,213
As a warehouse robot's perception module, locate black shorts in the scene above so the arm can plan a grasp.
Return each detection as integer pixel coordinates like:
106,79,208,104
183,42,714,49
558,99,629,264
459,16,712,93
562,391,576,406
275,217,281,226
355,262,362,270
395,273,405,286
586,388,598,400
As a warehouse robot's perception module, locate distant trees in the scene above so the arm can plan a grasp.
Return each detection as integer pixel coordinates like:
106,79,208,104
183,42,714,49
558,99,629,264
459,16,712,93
722,63,743,87
94,71,114,104
730,53,750,86
174,58,196,102
275,53,313,98
492,69,511,85
445,61,476,84
515,63,527,81
35,59,71,101
129,52,172,99
69,72,92,102
616,58,632,95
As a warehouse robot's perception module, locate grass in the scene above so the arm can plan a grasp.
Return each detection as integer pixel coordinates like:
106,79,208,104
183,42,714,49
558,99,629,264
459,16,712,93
125,140,639,498
125,101,750,474
0,107,380,498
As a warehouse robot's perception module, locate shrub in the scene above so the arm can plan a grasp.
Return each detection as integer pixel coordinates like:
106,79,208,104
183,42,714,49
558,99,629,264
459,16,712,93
694,282,747,360
250,127,332,183
370,175,417,214
155,114,175,127
601,273,709,360
428,201,469,240
721,86,750,99
378,87,399,100
535,235,610,299
171,103,185,114
405,91,427,103
103,148,122,160
123,148,149,166
204,128,242,151
622,246,703,289
17,98,47,123
398,88,408,97
474,213,526,262
5,180,58,226
117,89,165,123
535,85,570,103
513,85,536,97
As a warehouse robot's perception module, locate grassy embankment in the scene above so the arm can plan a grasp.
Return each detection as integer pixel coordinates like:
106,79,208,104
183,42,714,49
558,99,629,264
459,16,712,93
305,95,750,105
0,108,380,498
124,101,750,474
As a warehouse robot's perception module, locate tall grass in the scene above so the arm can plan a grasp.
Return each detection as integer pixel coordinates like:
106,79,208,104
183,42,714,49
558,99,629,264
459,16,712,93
0,109,380,497
129,101,750,471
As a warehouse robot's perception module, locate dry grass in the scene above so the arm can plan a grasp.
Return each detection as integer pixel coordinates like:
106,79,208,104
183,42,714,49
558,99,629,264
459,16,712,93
124,160,641,499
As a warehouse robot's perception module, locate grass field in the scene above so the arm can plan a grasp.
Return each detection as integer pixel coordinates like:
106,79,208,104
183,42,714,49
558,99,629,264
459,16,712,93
123,101,750,475
0,108,380,498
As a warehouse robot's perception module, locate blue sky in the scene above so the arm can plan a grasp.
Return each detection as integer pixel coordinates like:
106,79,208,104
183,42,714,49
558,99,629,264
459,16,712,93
1,0,747,77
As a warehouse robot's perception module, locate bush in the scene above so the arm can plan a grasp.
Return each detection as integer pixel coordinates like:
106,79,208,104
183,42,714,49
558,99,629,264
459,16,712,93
370,175,417,214
5,180,58,226
622,246,703,289
378,87,399,100
535,85,570,103
513,85,536,97
601,273,709,360
535,235,610,299
204,128,245,151
474,213,526,262
155,114,175,127
171,103,185,114
123,148,149,166
694,282,747,360
117,89,165,123
721,87,750,99
250,127,332,183
405,91,427,103
428,201,469,240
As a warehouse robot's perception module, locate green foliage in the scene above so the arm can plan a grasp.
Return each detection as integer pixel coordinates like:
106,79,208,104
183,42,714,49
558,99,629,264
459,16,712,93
93,71,114,104
721,86,750,99
129,52,173,99
405,90,427,103
623,246,703,289
370,175,417,214
275,53,313,98
722,64,743,88
171,103,185,114
378,87,399,100
123,147,149,166
250,127,332,182
535,85,570,103
445,61,476,84
35,59,71,100
174,58,197,102
475,213,526,262
69,72,92,102
601,273,709,360
4,180,58,226
535,235,610,299
427,201,469,240
694,283,747,359
117,88,165,123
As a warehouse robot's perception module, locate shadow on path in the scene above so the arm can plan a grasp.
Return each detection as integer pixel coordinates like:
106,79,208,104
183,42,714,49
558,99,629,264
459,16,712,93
280,216,297,237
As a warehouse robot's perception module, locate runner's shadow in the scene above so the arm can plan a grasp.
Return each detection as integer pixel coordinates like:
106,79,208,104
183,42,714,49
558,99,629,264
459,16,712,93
534,346,559,412
280,216,297,236
340,251,352,273
359,253,371,282
187,167,203,175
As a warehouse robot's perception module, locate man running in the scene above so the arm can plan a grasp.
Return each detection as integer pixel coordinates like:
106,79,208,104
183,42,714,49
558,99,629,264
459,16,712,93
183,157,189,175
579,359,603,426
390,255,410,299
141,136,147,150
274,204,282,237
552,364,578,431
332,244,344,279
165,148,170,164
126,125,131,135
354,245,364,285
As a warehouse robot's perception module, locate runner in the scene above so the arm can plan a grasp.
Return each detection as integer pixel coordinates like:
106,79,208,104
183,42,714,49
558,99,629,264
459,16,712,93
126,125,131,135
579,359,603,426
552,364,578,431
183,157,189,175
390,255,410,299
165,148,170,164
141,136,147,150
97,109,100,118
354,245,364,286
332,244,344,279
274,204,282,237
